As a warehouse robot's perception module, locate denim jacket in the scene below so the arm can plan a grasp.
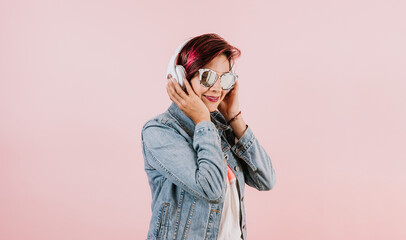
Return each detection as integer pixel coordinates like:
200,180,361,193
141,102,276,240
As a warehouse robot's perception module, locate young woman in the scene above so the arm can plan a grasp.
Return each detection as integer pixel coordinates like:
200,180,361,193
141,33,276,240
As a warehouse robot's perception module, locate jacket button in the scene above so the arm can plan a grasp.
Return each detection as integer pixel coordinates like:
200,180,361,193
225,155,229,160
234,166,239,172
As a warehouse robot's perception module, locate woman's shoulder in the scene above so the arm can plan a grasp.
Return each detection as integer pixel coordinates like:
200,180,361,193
142,111,173,129
141,110,186,137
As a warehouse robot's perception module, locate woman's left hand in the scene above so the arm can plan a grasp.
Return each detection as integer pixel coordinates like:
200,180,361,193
218,79,240,122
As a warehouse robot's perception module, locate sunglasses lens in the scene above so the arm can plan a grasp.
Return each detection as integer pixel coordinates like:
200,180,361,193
220,74,236,90
201,70,217,87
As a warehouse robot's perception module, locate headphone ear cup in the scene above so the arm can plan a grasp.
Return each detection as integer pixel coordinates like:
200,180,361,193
175,65,186,90
167,38,192,89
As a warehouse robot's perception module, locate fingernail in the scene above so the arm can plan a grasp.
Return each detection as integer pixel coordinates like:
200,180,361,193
167,74,172,79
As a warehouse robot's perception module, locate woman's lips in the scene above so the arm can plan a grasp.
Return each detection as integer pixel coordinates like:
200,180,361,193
204,95,219,102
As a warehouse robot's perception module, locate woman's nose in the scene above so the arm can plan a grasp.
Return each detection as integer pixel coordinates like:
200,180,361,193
209,76,222,92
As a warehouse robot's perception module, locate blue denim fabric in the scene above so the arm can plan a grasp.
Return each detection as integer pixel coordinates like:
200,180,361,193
141,102,276,240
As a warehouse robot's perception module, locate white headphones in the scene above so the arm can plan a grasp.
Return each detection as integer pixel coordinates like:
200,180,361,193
166,37,235,90
166,38,192,90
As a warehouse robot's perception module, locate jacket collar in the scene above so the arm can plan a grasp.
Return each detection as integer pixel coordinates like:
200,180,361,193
167,102,231,138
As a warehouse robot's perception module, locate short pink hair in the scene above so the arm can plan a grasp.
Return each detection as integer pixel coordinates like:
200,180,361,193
176,33,241,81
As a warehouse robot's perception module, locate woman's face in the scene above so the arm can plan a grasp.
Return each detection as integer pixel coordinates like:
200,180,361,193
190,54,231,112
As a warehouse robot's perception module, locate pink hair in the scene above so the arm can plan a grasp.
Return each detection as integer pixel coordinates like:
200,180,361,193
176,33,241,81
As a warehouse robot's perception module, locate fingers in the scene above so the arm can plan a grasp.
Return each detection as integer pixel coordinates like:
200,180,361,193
167,78,186,106
231,79,239,92
166,81,180,105
183,78,195,96
172,78,189,99
167,80,183,107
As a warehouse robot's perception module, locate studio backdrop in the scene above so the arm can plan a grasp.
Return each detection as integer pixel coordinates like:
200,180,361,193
1,0,405,239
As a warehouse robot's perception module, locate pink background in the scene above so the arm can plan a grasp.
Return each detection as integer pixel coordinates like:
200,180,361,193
1,0,405,239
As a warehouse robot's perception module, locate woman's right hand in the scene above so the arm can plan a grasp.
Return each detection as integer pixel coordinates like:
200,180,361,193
166,74,211,125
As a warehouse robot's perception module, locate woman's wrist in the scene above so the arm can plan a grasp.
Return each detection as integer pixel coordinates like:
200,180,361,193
224,110,239,122
228,113,247,140
226,110,242,125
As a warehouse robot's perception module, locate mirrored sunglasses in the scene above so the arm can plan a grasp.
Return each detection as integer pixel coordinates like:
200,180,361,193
198,68,238,90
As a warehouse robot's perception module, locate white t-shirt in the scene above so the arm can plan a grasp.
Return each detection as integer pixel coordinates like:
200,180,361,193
217,164,243,240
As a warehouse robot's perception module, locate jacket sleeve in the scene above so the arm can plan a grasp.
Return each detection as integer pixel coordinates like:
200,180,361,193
231,124,276,191
141,120,228,203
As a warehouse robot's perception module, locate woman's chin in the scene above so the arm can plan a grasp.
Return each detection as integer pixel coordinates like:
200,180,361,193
205,104,218,113
202,99,218,112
